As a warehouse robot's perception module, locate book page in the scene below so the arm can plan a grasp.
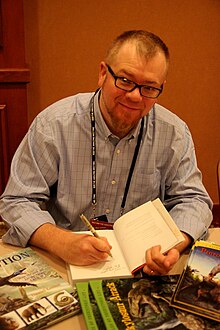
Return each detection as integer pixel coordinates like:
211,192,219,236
152,198,185,242
68,230,131,284
113,200,184,273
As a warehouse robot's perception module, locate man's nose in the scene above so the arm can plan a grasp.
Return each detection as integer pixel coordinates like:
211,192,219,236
126,86,142,101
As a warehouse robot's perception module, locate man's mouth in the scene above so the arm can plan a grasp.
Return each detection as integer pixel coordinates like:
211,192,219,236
119,103,141,111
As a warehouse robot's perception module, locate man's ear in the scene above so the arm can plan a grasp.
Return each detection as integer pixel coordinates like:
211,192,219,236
98,61,107,88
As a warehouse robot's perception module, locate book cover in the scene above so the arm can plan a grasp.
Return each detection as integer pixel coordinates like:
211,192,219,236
76,281,105,330
170,240,220,322
77,275,220,329
0,247,81,329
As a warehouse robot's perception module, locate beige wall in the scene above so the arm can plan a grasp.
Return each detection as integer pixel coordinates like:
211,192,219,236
23,0,220,203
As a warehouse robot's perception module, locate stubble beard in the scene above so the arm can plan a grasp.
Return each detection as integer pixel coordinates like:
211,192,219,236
100,92,140,138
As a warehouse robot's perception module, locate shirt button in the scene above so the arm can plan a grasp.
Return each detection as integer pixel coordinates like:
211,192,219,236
116,149,120,154
111,179,116,185
106,209,110,214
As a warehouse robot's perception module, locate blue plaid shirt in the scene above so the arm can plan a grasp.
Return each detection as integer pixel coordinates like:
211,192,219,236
0,92,213,246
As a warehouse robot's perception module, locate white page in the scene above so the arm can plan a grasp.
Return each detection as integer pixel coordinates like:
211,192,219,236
114,200,183,272
152,199,184,242
68,230,131,284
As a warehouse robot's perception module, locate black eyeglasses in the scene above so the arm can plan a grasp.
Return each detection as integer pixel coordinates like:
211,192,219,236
106,64,163,99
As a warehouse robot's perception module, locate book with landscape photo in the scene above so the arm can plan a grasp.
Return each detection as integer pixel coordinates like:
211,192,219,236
68,198,184,284
76,275,220,330
0,247,80,330
170,240,220,322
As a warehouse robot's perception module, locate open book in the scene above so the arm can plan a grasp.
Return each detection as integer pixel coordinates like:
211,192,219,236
67,199,184,284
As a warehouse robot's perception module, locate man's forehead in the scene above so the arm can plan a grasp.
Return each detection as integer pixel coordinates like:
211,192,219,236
112,46,168,84
113,41,166,65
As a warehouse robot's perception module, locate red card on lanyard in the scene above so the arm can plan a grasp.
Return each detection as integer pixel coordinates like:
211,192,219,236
89,219,114,230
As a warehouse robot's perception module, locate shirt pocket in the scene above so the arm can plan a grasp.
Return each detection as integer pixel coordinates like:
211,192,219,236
129,171,161,207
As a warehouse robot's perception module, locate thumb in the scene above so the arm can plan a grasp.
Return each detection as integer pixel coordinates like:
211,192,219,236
164,248,180,268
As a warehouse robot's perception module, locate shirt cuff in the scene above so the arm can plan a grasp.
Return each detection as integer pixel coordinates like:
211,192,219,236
2,210,55,247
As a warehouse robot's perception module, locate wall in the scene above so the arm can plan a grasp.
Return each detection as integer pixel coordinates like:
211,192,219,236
23,0,220,203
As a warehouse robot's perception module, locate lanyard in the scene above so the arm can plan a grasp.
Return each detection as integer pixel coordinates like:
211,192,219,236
90,90,144,217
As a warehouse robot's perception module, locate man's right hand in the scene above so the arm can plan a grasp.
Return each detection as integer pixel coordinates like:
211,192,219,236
29,223,112,265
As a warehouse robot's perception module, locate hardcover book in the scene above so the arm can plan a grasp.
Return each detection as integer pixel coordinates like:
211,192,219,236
0,247,80,329
76,276,220,330
68,198,184,283
170,240,220,322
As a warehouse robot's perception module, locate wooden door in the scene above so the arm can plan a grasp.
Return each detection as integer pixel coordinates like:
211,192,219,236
0,0,29,195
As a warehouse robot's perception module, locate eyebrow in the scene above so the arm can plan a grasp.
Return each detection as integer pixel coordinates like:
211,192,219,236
117,68,159,86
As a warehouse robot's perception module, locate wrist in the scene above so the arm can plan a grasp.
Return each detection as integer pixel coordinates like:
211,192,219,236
29,223,66,255
175,232,193,253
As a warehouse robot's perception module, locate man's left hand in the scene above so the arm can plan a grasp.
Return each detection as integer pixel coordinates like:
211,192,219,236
143,231,192,275
143,245,179,275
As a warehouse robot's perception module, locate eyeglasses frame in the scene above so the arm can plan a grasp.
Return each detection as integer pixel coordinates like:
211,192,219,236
106,64,163,99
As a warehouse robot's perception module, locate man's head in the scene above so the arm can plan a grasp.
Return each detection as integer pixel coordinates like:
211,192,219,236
98,30,169,138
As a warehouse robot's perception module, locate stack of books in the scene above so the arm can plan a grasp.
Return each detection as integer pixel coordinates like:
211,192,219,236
75,240,220,329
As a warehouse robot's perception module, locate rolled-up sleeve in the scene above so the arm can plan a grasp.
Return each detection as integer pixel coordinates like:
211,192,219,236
0,114,59,246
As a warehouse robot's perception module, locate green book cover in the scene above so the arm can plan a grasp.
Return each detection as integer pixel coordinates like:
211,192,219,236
76,281,105,330
0,247,80,329
83,276,220,330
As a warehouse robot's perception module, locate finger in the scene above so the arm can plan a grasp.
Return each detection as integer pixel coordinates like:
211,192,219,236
163,248,180,268
145,246,175,275
150,248,180,274
81,248,110,264
100,236,112,250
92,236,112,254
150,245,166,265
78,235,110,262
145,246,166,271
142,264,160,276
143,262,167,275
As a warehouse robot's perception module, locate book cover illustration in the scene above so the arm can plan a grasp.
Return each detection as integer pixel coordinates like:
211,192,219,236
0,247,81,329
171,240,220,322
77,275,220,330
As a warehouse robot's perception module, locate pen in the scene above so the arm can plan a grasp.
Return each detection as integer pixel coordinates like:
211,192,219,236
80,213,113,257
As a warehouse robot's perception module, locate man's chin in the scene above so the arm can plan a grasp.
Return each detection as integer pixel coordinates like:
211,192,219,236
114,117,140,131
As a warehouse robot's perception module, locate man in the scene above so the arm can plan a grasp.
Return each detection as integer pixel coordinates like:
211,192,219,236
0,30,212,275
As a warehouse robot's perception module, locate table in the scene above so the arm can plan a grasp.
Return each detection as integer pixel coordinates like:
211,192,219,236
0,228,219,330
